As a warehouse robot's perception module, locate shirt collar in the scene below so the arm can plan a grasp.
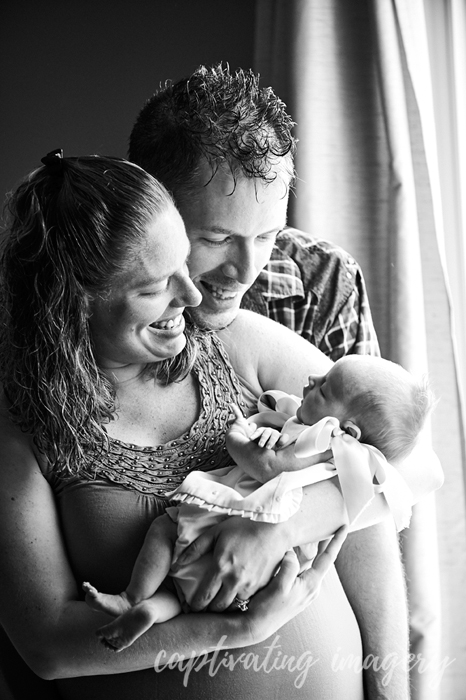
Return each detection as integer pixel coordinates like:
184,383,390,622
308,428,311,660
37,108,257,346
253,244,305,300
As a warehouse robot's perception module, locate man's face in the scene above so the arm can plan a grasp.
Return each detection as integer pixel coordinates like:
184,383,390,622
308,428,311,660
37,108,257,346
177,161,290,329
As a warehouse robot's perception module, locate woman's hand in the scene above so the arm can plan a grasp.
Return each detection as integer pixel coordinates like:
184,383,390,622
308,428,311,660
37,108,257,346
244,526,348,644
172,515,289,611
171,501,347,614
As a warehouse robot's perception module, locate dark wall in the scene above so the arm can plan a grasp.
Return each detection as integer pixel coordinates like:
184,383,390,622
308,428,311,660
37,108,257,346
0,0,256,202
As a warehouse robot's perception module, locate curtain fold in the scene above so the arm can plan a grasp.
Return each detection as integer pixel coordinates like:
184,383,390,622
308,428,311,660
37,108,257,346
254,1,466,697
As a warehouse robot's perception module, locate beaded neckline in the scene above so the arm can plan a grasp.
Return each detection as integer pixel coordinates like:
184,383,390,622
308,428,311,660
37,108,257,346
78,332,244,496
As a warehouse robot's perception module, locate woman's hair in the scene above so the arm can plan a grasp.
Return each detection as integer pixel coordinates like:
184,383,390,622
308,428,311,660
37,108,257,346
129,64,296,203
0,154,198,475
344,358,434,463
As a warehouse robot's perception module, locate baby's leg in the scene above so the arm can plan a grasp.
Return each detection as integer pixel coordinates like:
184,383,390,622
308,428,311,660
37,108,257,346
83,514,178,616
82,581,132,617
97,588,181,651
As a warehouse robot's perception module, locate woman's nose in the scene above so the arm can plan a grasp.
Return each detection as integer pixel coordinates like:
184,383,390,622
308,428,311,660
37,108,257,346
172,272,202,308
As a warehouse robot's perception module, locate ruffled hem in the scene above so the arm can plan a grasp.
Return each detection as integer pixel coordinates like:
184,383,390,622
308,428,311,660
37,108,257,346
169,490,300,523
166,460,337,525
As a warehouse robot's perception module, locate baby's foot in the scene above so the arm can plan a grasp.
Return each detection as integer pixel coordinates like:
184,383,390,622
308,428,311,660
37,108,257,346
82,582,132,617
97,601,157,651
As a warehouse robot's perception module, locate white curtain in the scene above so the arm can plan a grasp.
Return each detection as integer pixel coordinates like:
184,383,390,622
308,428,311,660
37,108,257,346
254,1,466,697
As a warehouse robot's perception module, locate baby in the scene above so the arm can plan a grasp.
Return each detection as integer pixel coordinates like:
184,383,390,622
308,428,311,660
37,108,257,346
83,354,433,651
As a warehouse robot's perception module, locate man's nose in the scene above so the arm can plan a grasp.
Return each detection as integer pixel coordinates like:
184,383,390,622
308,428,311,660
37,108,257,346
220,243,257,285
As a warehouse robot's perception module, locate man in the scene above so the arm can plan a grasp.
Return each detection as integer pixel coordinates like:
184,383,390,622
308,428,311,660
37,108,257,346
129,65,378,361
129,64,408,698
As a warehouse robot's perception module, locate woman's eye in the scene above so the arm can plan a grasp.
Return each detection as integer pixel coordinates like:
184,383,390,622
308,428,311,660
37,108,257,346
140,282,169,296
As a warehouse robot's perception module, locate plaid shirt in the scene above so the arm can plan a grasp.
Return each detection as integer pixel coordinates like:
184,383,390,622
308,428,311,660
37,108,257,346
241,228,380,361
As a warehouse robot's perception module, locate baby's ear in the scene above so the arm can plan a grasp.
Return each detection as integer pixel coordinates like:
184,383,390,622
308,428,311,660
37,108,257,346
341,420,361,441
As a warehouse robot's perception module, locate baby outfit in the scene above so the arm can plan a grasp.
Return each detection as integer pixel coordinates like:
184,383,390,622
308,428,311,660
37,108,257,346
166,390,414,606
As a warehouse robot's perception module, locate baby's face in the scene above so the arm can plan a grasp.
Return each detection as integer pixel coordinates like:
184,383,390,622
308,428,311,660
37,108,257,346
297,361,355,426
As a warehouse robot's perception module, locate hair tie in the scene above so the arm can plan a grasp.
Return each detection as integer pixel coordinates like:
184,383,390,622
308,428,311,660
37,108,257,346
41,148,64,174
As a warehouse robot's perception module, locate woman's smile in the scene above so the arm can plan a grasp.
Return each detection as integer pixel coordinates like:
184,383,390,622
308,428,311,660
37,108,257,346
149,313,185,332
88,207,201,374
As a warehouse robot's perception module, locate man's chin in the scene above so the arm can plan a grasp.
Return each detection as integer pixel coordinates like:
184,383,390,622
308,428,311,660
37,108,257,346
186,304,239,331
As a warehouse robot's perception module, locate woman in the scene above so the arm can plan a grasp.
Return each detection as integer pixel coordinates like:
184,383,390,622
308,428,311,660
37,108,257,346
0,152,364,699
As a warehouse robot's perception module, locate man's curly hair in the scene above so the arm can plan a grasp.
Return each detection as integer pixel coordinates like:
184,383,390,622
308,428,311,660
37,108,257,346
129,64,297,200
0,156,199,476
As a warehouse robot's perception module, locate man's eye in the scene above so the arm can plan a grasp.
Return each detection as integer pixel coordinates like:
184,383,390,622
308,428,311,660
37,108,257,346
202,237,230,247
257,233,278,243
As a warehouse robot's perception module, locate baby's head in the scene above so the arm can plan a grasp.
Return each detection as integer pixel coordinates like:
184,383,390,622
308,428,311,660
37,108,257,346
297,355,433,463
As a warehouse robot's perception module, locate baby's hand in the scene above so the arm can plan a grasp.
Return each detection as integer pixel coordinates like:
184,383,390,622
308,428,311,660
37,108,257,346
249,426,290,450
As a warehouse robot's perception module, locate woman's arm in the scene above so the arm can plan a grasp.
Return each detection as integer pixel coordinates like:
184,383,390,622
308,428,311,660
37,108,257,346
0,403,345,680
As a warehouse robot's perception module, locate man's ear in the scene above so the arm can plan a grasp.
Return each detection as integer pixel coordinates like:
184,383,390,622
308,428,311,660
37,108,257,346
341,420,361,440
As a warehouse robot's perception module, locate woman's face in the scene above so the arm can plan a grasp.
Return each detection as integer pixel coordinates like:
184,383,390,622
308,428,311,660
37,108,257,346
88,205,202,373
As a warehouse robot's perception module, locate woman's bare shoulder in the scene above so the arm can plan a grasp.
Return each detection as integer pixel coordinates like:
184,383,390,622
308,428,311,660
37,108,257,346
217,310,332,395
218,309,305,356
221,308,292,336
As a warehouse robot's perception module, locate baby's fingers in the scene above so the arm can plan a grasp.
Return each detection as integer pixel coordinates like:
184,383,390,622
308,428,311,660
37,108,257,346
277,433,290,448
249,426,270,444
257,428,275,448
249,426,264,441
250,427,280,449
